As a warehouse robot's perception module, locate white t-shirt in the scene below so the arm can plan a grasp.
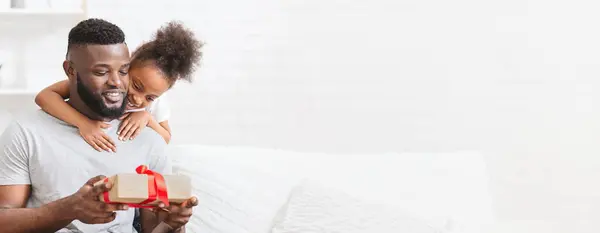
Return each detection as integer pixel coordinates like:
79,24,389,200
0,110,171,233
125,93,171,123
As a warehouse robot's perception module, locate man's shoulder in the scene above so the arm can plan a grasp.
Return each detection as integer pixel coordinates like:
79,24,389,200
7,110,69,131
12,109,62,123
0,110,76,144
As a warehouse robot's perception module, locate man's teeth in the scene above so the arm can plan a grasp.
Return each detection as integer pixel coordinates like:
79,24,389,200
106,92,120,96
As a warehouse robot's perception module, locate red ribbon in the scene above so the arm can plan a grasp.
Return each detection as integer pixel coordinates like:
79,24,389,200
102,165,170,208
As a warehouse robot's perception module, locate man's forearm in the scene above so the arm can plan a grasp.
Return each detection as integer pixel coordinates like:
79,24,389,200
0,197,74,233
150,222,185,233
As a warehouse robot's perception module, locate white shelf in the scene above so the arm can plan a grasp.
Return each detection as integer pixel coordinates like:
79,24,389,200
0,8,83,15
0,89,38,96
0,8,85,28
0,1,85,112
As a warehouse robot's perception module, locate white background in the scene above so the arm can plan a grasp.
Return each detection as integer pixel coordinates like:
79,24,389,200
2,0,600,232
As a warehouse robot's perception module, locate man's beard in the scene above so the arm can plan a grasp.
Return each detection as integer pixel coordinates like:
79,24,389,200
77,74,127,119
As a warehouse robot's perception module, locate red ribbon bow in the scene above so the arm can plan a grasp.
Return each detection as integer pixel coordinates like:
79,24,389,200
102,165,170,208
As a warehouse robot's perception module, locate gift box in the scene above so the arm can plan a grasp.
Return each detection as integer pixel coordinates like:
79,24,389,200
95,165,192,207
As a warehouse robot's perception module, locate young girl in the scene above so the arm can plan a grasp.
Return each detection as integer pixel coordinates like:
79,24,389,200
35,21,203,152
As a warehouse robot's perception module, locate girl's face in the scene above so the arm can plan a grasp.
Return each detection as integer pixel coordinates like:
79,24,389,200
125,64,171,110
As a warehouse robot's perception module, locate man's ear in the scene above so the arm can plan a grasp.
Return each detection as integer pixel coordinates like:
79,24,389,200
62,60,74,80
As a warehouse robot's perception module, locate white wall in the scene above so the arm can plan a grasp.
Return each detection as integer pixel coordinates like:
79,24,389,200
2,0,600,232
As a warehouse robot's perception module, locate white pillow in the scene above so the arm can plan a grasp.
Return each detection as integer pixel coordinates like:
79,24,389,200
168,145,493,233
271,179,444,233
169,145,311,233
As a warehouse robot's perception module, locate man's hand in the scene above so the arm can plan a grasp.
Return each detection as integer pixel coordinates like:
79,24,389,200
65,175,130,224
157,197,199,230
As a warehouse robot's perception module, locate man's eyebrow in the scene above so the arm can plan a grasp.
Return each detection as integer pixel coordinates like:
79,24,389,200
92,64,111,68
90,63,130,69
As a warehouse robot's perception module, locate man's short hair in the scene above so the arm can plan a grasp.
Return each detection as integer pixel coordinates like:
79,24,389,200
66,18,126,57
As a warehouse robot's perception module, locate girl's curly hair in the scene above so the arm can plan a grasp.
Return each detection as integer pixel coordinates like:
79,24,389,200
132,21,203,85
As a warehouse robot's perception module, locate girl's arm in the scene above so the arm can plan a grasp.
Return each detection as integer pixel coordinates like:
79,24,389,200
150,120,171,144
121,113,171,143
120,95,172,144
35,80,116,152
34,80,89,129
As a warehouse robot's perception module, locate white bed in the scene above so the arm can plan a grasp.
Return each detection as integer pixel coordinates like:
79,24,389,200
168,145,495,233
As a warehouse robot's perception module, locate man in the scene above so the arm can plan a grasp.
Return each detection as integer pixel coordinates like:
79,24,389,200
0,18,195,233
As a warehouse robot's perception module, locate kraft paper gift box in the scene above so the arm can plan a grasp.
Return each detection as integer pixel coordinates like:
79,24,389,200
96,168,192,207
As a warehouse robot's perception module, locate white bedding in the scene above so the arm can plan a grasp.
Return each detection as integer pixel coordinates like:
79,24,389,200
168,145,494,233
271,179,443,233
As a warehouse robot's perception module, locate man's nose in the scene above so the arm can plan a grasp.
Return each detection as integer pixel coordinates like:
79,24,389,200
107,72,122,87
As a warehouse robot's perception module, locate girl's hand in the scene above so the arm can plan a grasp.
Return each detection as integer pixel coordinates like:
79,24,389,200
118,111,152,141
79,120,116,152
